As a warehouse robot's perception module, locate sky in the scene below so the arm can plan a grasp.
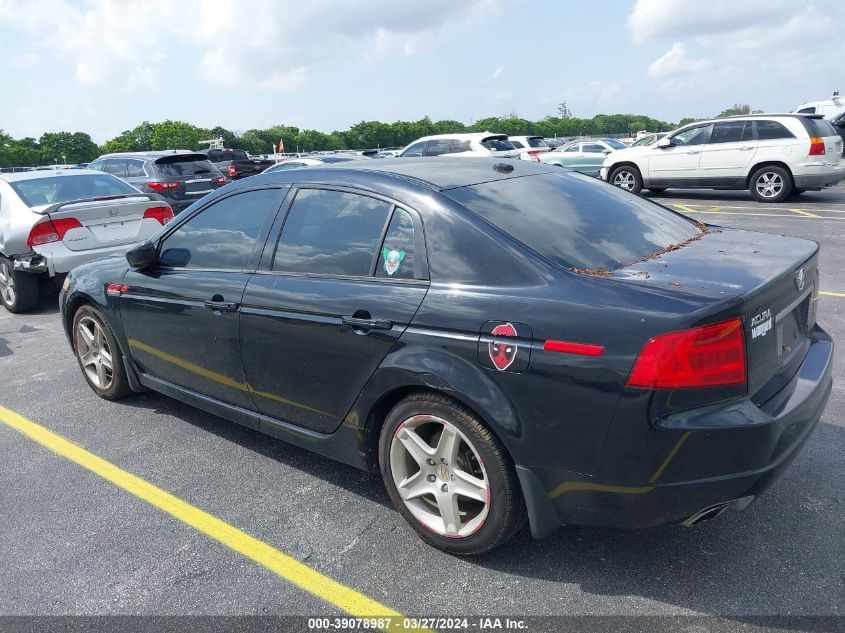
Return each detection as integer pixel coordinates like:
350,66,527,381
1,0,843,143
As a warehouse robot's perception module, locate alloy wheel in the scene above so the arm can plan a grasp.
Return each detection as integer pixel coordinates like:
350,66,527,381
389,415,490,538
755,172,784,199
613,170,636,191
75,316,114,389
0,261,16,307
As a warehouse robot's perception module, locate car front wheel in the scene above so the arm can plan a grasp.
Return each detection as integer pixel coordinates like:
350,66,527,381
610,165,643,194
379,392,525,555
72,304,131,400
0,257,39,313
750,166,792,203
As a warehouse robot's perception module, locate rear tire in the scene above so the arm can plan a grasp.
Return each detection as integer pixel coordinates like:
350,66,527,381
379,391,525,555
72,304,131,400
0,257,40,313
750,166,792,203
609,165,643,194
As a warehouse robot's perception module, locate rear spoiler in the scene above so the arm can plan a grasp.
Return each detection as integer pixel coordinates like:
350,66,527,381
36,193,165,215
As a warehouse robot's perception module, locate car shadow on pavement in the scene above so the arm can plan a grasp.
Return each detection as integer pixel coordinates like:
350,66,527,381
467,419,844,619
120,391,393,509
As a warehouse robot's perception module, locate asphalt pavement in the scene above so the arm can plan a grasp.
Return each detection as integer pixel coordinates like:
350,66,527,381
1,183,843,630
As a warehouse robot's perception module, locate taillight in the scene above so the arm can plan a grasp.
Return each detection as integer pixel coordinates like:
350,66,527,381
626,318,746,389
227,165,237,177
214,176,227,185
143,206,174,225
146,181,179,191
27,218,83,247
809,137,825,156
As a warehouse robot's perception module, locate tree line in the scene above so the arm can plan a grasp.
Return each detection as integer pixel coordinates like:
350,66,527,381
2,105,753,168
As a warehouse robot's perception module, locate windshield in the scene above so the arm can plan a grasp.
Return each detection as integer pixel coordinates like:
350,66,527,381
631,135,655,147
10,174,138,207
208,149,249,162
445,171,700,270
481,137,516,152
527,137,549,148
605,138,628,149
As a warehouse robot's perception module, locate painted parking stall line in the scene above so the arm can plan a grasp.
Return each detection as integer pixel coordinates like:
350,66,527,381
0,404,430,633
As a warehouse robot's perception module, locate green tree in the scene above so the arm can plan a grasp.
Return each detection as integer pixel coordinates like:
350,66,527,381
148,120,210,150
38,131,99,164
716,103,752,118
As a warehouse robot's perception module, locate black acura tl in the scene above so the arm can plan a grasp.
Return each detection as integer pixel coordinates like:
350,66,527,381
59,158,833,554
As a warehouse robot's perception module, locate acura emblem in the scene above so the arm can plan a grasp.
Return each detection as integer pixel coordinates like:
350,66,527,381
794,268,805,292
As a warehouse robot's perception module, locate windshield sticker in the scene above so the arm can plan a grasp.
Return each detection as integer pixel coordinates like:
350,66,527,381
382,247,405,276
751,308,772,339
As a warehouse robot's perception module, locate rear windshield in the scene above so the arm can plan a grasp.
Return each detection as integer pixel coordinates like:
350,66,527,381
799,117,837,137
527,137,549,148
10,174,138,207
481,137,516,152
445,171,701,270
208,149,249,162
155,155,217,177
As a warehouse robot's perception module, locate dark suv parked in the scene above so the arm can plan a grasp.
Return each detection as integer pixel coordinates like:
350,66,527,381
88,152,226,214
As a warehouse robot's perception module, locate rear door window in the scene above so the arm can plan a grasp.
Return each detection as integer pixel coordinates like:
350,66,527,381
376,208,417,280
102,158,127,177
527,137,549,148
424,140,453,156
481,137,516,152
510,140,525,149
125,159,147,177
708,121,747,144
445,171,700,271
159,188,284,270
272,189,391,277
581,144,606,153
451,140,472,153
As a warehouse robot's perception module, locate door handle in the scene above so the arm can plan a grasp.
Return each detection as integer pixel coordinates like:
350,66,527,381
686,150,700,155
342,316,393,331
739,146,755,151
204,299,238,312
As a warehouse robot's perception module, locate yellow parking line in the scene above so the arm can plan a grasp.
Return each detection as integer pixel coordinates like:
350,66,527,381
0,405,428,633
787,208,821,218
820,291,845,297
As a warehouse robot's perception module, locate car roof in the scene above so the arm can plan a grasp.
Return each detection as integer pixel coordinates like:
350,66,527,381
248,156,559,191
0,169,105,183
412,132,508,143
97,150,203,160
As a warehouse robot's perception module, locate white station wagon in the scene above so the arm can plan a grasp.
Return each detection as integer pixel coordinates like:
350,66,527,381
600,114,845,202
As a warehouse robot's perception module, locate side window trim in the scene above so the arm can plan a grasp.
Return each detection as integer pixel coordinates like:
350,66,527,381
155,185,290,273
259,184,429,282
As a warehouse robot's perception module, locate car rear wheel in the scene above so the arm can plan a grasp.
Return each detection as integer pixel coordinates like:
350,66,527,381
750,166,792,203
610,166,643,194
379,392,525,555
72,305,131,400
0,257,40,313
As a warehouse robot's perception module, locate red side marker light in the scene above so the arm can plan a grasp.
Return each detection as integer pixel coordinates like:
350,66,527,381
544,340,605,356
106,283,130,296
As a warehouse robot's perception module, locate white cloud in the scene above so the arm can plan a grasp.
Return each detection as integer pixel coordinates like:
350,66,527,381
9,52,38,67
0,0,502,91
648,42,712,78
491,66,504,80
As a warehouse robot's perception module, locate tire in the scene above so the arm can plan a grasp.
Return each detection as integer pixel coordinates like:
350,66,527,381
0,257,40,313
609,165,643,194
379,391,525,555
72,304,131,400
647,187,667,193
750,165,792,203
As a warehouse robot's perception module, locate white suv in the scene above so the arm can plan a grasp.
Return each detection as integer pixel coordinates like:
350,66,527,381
507,135,551,160
600,114,845,202
399,133,520,159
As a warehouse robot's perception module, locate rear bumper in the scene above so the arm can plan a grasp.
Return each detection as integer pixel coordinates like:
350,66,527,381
30,242,137,275
518,326,834,538
792,162,845,189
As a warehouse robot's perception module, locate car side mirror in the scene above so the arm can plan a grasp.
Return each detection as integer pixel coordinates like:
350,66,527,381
126,240,158,269
602,149,612,154
656,137,672,148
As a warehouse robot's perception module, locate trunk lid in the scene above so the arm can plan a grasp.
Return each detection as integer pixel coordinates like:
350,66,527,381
612,227,819,401
36,195,169,251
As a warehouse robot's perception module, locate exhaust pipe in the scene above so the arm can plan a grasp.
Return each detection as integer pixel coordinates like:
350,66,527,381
682,495,755,528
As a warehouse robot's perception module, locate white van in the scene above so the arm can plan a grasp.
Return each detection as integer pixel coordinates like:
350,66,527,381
793,92,845,119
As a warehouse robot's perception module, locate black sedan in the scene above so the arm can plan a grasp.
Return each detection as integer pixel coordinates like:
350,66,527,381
59,158,833,555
